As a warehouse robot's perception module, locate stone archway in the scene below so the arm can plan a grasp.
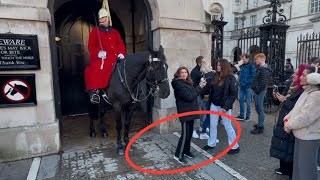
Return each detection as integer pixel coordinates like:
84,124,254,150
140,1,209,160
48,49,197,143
48,0,157,137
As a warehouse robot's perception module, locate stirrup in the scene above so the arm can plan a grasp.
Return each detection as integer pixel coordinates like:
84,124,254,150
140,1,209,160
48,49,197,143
90,93,100,104
101,92,112,105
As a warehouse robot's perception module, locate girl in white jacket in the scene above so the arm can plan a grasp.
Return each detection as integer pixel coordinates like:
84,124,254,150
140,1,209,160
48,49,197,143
284,66,320,180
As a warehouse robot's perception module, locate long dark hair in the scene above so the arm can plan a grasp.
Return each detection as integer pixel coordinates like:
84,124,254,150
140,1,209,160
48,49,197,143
213,59,232,85
174,67,193,85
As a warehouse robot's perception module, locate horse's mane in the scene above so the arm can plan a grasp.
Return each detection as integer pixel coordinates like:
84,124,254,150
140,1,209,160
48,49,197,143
125,52,150,66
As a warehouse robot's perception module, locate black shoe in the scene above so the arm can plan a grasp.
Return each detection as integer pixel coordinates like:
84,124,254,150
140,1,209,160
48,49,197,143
228,147,240,155
244,117,251,122
203,145,215,151
174,156,186,164
90,90,100,104
235,115,244,121
253,124,264,129
275,168,289,176
251,126,264,134
184,152,195,159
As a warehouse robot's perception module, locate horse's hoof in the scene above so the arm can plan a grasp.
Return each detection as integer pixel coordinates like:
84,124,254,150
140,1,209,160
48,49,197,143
90,132,96,138
102,132,108,138
118,149,125,156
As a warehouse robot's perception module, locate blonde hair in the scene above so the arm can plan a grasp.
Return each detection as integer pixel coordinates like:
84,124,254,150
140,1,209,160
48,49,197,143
254,53,266,60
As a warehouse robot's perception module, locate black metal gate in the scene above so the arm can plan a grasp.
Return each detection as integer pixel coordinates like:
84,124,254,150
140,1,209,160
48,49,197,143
296,32,320,67
237,28,261,61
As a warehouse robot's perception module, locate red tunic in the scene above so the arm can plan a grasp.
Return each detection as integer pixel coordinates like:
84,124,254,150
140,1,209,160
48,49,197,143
84,27,126,90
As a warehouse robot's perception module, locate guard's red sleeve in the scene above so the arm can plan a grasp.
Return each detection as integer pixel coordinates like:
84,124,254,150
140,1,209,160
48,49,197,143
88,28,101,61
116,31,126,56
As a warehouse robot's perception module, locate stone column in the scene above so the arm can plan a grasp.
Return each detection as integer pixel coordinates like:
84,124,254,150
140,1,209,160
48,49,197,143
0,0,60,162
150,0,204,134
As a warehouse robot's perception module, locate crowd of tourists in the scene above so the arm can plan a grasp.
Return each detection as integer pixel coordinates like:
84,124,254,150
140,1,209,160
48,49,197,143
171,54,320,180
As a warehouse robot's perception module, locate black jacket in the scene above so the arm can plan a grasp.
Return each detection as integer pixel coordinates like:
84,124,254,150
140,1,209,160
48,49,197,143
207,74,238,111
251,64,271,94
270,89,304,162
172,79,202,122
283,68,294,82
191,65,201,86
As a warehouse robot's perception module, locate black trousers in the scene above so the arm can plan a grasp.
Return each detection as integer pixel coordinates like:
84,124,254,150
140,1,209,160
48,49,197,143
279,160,293,178
175,120,194,159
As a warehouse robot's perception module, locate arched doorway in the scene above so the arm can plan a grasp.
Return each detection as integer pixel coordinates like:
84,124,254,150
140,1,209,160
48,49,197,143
50,0,154,140
232,47,242,63
54,0,153,116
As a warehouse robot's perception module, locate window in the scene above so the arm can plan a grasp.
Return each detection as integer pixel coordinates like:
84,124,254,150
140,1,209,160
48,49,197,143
252,0,258,7
250,15,257,26
235,0,240,3
310,0,320,14
234,18,239,30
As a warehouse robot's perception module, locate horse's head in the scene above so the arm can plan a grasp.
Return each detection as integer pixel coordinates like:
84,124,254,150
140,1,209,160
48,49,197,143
146,45,170,99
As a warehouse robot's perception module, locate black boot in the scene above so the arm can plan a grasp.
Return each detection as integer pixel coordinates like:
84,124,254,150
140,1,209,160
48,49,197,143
89,89,100,104
251,126,264,134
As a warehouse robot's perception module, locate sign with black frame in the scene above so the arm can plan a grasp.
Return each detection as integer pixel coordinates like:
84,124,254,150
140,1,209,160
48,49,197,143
0,74,37,108
0,34,40,70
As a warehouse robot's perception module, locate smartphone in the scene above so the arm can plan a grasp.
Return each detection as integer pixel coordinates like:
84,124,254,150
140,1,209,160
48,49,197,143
273,85,279,93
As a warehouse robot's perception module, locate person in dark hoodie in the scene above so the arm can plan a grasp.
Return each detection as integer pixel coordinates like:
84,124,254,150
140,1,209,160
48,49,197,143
270,64,308,179
190,56,206,139
251,53,271,134
203,59,240,155
172,67,207,164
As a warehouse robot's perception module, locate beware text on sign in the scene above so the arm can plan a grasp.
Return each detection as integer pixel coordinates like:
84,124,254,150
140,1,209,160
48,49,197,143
0,74,37,108
0,34,40,70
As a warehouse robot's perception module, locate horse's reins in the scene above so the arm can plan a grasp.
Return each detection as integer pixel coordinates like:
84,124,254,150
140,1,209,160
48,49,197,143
120,57,168,102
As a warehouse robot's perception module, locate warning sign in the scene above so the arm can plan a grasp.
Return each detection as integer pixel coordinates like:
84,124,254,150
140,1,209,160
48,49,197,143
0,74,36,108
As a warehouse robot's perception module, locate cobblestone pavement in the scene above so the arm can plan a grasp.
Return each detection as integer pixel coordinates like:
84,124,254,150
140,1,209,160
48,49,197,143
1,103,319,180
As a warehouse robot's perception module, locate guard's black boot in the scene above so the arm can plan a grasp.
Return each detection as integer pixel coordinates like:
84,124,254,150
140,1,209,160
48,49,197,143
90,89,100,104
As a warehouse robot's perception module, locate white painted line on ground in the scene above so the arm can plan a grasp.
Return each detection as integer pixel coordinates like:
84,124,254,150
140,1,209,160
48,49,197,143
27,157,41,180
173,132,247,180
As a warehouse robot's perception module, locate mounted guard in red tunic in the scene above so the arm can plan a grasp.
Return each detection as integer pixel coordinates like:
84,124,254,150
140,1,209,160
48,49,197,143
84,0,126,104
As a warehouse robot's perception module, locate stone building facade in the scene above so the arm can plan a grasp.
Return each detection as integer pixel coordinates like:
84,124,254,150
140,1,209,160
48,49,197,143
219,0,320,67
0,0,319,162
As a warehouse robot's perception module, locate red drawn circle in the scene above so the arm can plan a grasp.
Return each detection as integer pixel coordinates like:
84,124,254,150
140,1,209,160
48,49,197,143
125,110,241,175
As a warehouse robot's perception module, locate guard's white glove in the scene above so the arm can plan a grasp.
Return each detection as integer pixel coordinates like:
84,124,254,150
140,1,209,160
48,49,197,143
98,51,107,59
118,53,125,60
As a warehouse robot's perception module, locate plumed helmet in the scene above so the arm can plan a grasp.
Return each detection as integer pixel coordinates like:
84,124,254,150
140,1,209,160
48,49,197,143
98,0,112,26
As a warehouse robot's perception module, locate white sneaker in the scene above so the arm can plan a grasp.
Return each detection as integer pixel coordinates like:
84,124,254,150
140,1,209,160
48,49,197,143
199,133,209,140
206,128,210,133
216,139,220,143
192,131,199,139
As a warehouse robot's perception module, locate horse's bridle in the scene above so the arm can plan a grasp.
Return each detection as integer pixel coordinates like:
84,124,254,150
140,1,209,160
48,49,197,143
146,57,169,97
121,56,168,102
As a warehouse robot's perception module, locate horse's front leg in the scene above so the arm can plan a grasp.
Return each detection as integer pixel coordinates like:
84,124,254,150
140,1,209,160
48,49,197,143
124,104,136,147
99,102,108,137
113,103,124,155
88,102,97,138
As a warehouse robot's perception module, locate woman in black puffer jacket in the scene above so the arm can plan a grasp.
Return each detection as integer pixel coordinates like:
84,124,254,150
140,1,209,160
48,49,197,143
172,67,206,164
270,64,308,179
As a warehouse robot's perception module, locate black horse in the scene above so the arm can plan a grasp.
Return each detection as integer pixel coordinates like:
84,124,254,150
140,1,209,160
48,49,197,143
89,45,170,155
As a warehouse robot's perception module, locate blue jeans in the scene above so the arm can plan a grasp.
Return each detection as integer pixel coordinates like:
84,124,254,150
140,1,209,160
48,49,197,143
194,96,206,129
253,90,267,127
201,101,210,133
239,88,253,118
